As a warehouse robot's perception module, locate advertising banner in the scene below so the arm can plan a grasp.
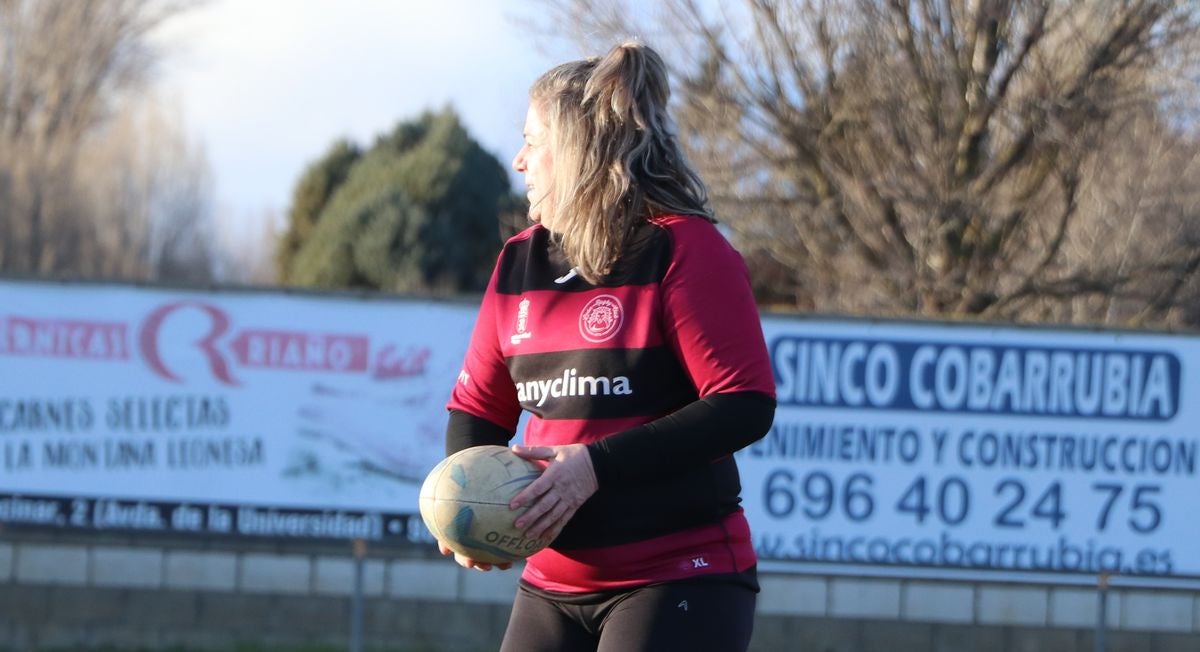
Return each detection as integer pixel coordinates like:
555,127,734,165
4,279,1198,588
0,279,473,546
741,317,1198,588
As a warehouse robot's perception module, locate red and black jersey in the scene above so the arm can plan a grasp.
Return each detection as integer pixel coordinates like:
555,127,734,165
447,214,775,593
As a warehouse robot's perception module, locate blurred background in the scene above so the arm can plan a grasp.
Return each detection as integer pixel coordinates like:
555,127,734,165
3,1,1200,651
4,0,1198,327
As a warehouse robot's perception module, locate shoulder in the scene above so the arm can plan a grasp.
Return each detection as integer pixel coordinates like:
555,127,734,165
648,213,714,231
648,214,741,263
496,224,548,265
502,223,544,250
493,224,575,293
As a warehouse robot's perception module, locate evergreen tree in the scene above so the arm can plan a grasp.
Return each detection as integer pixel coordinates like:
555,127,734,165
275,139,362,280
280,108,518,293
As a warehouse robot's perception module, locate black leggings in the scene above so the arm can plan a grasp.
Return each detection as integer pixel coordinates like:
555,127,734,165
500,572,757,652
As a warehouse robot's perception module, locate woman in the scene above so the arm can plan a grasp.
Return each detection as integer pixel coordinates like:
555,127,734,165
441,41,776,651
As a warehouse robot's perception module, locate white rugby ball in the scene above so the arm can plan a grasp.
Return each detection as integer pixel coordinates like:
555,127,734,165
419,445,551,564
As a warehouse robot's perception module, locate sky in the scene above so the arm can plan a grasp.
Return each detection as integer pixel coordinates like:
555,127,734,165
153,0,571,243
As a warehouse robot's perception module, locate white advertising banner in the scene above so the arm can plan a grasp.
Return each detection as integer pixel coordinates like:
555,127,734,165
4,279,1198,588
741,316,1198,588
0,279,474,545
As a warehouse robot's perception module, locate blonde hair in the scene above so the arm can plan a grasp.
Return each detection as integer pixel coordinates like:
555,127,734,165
531,41,711,283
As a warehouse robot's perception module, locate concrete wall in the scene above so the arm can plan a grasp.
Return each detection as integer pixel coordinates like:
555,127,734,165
1,531,1198,651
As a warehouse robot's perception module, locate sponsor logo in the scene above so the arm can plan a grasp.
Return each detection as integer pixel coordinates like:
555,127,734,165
515,368,632,407
3,299,418,386
511,297,532,344
231,329,368,372
578,294,623,343
139,302,371,385
373,345,430,380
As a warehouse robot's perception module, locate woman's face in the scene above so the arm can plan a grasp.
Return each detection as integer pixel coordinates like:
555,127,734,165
512,102,557,230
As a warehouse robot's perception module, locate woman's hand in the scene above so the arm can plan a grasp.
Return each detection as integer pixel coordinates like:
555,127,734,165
437,540,513,571
510,443,598,540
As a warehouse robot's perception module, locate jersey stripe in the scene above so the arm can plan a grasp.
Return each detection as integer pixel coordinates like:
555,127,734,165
551,455,745,549
507,347,695,420
495,225,673,294
494,285,663,356
522,416,667,447
522,510,755,593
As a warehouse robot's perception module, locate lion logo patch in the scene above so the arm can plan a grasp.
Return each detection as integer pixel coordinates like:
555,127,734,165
578,295,624,343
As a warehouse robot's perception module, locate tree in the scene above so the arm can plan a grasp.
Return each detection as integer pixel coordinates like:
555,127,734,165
530,0,1200,327
275,140,362,280
0,0,214,282
78,94,217,283
278,108,520,294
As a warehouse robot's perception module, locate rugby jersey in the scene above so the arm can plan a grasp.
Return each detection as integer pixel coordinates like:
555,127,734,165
446,213,775,592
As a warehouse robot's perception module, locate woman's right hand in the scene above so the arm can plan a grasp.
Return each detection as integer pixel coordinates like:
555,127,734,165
438,540,512,572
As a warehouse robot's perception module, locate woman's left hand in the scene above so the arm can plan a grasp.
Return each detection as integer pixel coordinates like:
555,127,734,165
510,443,598,540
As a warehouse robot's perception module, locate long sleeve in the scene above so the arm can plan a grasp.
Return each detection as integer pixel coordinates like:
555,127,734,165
587,391,775,483
444,260,521,453
586,216,776,483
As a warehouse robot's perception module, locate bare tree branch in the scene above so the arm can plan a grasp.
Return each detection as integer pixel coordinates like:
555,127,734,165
524,0,1200,326
0,0,214,282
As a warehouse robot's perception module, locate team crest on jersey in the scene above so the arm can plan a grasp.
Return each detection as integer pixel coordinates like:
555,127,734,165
579,294,623,343
511,297,533,344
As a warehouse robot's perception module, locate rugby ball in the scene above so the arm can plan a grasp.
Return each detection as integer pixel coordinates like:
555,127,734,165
419,445,551,564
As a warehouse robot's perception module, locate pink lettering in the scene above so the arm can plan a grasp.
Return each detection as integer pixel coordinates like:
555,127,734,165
229,330,369,372
4,317,128,360
139,302,238,385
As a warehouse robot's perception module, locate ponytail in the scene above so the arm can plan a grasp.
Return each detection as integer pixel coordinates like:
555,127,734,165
530,41,711,283
584,42,668,137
